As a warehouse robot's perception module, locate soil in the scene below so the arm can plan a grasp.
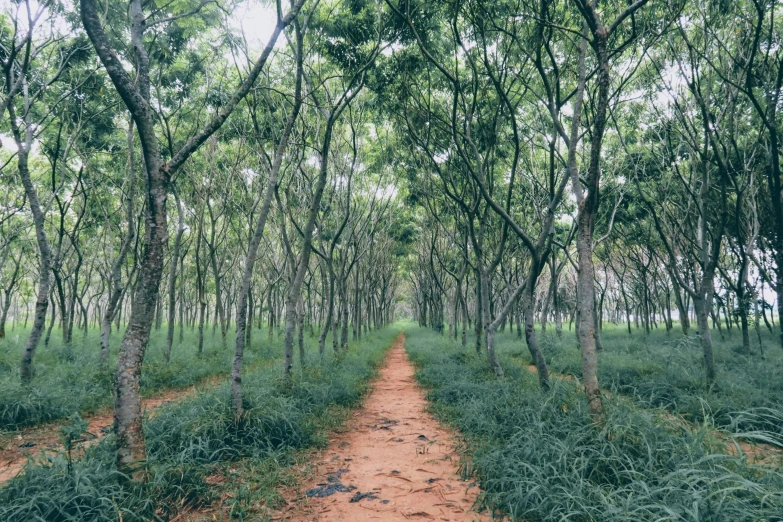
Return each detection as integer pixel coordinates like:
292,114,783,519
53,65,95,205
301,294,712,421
274,332,488,521
0,374,224,484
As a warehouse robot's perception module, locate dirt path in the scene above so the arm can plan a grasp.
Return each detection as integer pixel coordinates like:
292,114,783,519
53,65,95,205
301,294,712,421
276,332,488,521
0,374,224,484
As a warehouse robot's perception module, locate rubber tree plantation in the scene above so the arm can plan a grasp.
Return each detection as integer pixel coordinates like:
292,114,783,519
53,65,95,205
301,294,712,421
0,0,782,520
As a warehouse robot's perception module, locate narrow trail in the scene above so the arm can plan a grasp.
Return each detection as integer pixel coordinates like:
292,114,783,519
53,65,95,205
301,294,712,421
276,332,488,521
0,374,224,484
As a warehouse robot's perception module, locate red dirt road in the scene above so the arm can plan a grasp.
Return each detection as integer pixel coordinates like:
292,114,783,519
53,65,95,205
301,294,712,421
276,332,488,521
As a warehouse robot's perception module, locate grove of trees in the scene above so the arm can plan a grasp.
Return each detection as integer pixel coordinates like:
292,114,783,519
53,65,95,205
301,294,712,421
2,0,782,516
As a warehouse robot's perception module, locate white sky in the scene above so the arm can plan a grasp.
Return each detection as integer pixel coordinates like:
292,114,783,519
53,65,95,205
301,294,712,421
229,0,281,53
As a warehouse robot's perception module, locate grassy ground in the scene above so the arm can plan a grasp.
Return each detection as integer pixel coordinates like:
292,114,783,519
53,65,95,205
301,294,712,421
0,325,277,430
405,326,783,522
496,323,783,441
0,324,401,521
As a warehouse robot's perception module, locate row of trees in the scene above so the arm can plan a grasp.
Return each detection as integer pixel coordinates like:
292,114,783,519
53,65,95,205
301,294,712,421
1,0,407,480
397,0,782,417
2,0,782,486
411,226,779,346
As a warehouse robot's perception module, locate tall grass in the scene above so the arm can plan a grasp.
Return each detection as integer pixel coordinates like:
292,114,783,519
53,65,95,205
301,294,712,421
0,326,269,429
0,325,400,521
406,326,783,521
500,324,783,439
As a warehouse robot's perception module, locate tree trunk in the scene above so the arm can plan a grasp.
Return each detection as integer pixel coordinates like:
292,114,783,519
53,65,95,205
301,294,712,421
245,288,253,351
0,251,23,339
575,214,601,415
231,31,302,412
81,0,302,477
13,117,52,385
284,98,352,375
540,274,555,332
694,295,717,383
480,269,502,376
474,272,483,355
318,263,334,356
297,295,305,367
521,284,549,389
340,279,349,349
164,192,185,363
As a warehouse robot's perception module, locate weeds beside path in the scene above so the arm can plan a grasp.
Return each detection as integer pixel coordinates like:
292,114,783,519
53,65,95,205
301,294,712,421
406,326,783,522
0,371,226,483
518,361,783,466
0,327,401,520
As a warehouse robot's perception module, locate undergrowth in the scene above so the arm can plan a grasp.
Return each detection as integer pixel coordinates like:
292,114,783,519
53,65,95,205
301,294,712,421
500,324,783,441
0,326,269,430
0,325,400,521
406,326,783,522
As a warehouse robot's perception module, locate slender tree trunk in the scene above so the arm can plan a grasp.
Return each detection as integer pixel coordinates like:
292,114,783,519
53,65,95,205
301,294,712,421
522,284,549,389
231,22,303,413
480,269,502,376
245,287,253,350
695,294,717,383
739,302,751,355
284,96,354,375
297,295,305,367
318,263,334,356
210,247,226,348
178,264,185,344
353,267,360,340
164,192,185,363
0,295,12,339
12,114,52,385
540,274,555,332
474,272,483,355
0,252,23,339
195,206,206,356
572,24,604,417
340,280,349,349
754,290,764,354
198,300,206,356
593,295,604,351
332,286,340,353
575,215,601,415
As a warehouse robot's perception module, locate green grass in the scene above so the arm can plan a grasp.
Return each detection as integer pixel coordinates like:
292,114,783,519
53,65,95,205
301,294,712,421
0,325,401,521
405,326,783,521
496,323,783,441
0,325,272,430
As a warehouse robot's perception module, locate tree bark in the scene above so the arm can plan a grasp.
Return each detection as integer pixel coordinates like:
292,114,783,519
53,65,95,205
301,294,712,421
10,106,52,385
0,250,22,339
694,294,717,382
163,191,185,363
521,283,549,389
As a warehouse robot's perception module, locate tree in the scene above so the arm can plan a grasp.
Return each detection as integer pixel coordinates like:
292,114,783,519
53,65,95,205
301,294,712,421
79,0,304,478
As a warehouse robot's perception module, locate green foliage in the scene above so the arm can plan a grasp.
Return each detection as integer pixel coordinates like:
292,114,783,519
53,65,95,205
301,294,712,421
59,413,88,452
0,326,401,521
405,326,783,521
60,413,88,474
